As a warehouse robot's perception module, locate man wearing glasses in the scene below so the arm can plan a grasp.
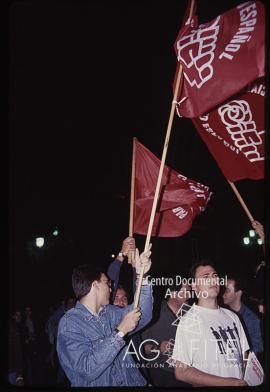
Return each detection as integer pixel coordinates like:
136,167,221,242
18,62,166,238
56,245,152,387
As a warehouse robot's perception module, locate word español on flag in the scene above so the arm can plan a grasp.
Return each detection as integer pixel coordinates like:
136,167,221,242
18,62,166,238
173,1,265,118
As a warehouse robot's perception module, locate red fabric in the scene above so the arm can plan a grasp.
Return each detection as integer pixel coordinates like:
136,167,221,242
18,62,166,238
133,139,212,237
192,78,265,181
173,1,265,118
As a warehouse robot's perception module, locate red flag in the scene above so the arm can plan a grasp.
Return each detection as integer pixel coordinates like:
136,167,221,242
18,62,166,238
192,78,265,181
133,139,212,237
173,1,265,118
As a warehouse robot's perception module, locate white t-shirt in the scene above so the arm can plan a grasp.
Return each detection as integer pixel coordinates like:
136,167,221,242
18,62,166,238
172,304,249,379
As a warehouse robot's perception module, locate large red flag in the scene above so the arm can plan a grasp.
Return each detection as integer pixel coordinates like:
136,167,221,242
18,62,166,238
192,78,265,182
173,1,265,118
133,139,212,237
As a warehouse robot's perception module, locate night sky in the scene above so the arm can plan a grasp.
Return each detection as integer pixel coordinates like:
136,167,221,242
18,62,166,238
9,0,266,313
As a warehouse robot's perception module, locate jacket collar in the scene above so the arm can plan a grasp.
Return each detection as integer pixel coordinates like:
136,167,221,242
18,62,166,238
75,301,107,320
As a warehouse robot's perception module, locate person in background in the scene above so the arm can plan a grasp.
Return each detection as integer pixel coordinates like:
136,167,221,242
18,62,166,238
113,284,129,308
251,259,265,312
223,277,263,358
46,297,75,386
141,281,191,387
8,309,24,386
22,305,39,385
107,237,136,301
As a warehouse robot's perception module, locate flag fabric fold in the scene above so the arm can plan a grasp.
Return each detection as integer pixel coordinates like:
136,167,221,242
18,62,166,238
133,139,212,237
192,78,265,181
173,1,265,118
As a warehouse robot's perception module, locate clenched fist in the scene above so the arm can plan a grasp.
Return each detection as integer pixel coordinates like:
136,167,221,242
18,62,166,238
116,308,142,335
134,244,152,275
121,237,136,256
252,220,264,242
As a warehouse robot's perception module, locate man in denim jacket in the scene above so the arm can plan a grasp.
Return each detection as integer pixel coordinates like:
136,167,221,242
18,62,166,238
56,245,153,387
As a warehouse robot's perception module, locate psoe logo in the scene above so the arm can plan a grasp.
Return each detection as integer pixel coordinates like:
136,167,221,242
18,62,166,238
218,99,264,162
176,16,220,88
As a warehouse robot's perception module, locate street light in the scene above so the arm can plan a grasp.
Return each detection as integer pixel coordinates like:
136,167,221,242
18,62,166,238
242,227,263,247
243,237,250,245
35,237,45,248
249,229,255,237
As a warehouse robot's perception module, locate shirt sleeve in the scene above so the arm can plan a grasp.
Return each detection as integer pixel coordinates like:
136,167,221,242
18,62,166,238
107,259,122,301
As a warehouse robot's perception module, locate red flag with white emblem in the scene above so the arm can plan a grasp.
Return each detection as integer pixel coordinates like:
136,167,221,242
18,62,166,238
133,139,212,237
173,1,265,118
192,78,265,181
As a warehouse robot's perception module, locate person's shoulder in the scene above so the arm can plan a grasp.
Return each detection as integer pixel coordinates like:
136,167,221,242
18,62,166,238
105,304,117,312
48,308,65,325
220,306,240,321
58,307,84,331
241,303,260,321
59,307,73,322
177,303,198,327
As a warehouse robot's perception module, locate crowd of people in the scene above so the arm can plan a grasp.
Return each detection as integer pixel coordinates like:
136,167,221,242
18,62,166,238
8,299,76,387
8,221,265,387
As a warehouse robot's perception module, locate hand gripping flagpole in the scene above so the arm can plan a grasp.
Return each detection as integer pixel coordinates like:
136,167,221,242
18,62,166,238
128,137,136,264
133,0,196,309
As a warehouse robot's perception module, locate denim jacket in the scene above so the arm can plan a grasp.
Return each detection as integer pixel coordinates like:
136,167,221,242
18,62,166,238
56,283,153,387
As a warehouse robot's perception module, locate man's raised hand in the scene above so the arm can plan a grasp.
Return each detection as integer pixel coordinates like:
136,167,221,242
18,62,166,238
134,244,152,275
121,237,136,256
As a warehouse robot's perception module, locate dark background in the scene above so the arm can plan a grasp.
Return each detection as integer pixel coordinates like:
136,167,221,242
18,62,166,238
9,0,267,313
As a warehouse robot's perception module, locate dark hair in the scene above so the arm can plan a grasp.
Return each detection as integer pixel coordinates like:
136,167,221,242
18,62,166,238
165,279,184,293
167,283,182,292
72,265,106,300
189,259,218,280
116,284,128,294
227,276,246,293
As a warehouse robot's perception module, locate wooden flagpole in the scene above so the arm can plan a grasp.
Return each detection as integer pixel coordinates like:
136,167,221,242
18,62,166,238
128,137,136,264
227,180,254,223
133,0,196,309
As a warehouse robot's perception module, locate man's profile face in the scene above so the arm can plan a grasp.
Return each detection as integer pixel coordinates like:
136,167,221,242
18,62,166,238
194,265,220,299
223,279,237,306
97,273,112,306
114,288,128,308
